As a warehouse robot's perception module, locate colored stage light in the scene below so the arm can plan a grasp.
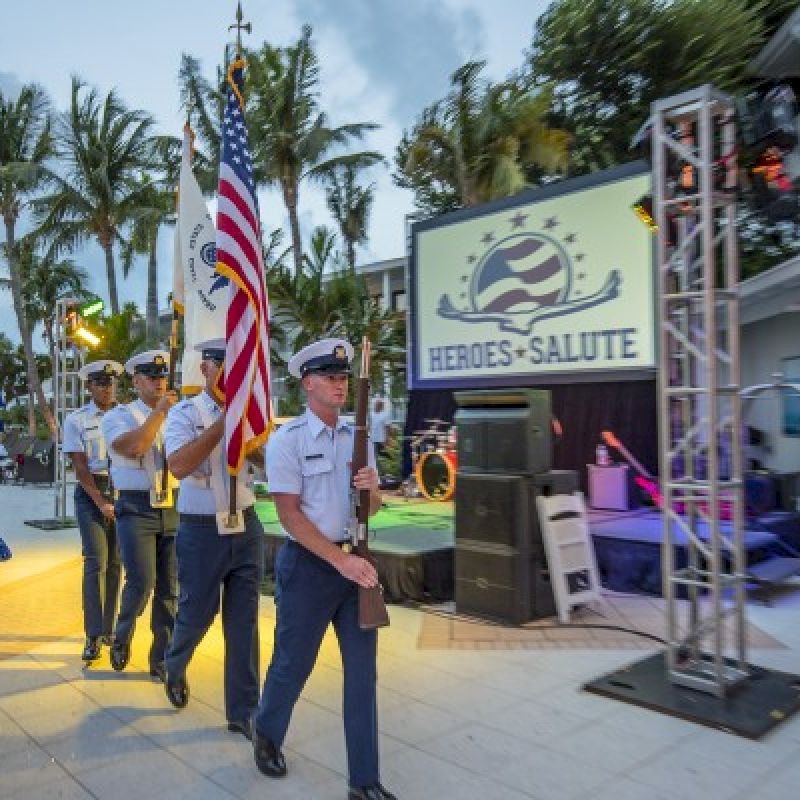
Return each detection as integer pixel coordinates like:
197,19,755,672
632,195,658,232
72,325,101,348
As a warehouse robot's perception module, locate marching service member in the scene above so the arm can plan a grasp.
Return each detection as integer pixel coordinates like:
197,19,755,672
101,350,178,680
162,338,265,740
62,360,123,663
253,338,396,800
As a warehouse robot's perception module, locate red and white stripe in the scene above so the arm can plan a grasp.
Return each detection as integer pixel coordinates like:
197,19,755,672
216,162,273,473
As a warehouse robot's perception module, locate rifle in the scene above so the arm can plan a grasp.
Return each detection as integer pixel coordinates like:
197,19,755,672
351,337,390,630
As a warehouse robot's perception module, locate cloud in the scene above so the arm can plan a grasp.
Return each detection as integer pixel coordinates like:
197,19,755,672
293,0,481,129
0,71,24,100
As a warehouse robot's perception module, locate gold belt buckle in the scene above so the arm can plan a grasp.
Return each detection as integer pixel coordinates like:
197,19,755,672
341,541,352,554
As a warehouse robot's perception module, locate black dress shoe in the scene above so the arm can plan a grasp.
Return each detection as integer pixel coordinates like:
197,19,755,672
109,640,130,672
81,636,101,662
253,731,287,777
348,784,398,800
165,673,190,709
149,663,167,683
227,718,252,740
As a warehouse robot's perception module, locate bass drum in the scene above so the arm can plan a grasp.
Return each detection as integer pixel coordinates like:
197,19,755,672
415,449,458,502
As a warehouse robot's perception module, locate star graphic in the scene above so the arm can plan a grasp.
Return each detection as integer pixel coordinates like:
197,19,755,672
481,232,494,244
510,212,528,229
577,272,586,280
515,347,527,359
461,275,469,282
543,216,559,229
564,233,577,244
467,254,477,264
575,253,585,262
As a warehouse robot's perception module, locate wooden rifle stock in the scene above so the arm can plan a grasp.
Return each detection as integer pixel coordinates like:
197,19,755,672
352,338,389,630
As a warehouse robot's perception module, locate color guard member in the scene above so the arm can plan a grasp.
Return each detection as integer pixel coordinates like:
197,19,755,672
62,360,123,662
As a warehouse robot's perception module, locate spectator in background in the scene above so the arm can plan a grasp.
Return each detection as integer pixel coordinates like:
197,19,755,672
369,398,392,460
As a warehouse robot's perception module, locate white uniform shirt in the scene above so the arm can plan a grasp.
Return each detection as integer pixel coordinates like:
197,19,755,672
164,391,256,515
266,408,376,542
62,401,110,473
101,399,166,491
369,408,392,445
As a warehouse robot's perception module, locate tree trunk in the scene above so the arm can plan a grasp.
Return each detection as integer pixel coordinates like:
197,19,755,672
346,237,356,271
27,389,35,435
284,183,303,275
146,228,159,346
102,241,120,315
3,217,57,438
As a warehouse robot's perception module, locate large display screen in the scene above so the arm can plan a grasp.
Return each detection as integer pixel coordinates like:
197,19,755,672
409,163,655,389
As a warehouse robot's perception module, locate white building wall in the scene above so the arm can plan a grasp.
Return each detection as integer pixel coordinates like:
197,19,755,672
741,311,800,471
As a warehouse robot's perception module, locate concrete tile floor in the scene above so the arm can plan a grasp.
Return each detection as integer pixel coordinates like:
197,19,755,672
1,485,800,799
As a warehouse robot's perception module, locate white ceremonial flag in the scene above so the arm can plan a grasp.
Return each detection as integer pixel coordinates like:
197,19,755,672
173,126,226,393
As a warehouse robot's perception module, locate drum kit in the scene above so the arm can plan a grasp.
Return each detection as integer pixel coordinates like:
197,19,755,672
405,418,458,501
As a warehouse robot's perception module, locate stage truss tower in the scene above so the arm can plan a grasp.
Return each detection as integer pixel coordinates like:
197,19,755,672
653,85,747,697
53,297,85,520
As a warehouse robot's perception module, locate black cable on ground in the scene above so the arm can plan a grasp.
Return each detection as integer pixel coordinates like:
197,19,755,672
413,603,668,645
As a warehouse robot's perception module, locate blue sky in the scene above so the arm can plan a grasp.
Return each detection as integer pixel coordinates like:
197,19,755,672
1,0,549,346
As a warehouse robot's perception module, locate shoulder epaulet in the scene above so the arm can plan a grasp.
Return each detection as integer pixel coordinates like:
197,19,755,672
284,417,306,432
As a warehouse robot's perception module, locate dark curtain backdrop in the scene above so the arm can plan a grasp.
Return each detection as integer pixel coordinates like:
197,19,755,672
403,381,658,488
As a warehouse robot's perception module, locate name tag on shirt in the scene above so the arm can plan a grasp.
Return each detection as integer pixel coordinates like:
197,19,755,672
305,453,325,460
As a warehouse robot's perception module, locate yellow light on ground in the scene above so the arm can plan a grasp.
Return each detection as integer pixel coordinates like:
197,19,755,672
72,325,101,348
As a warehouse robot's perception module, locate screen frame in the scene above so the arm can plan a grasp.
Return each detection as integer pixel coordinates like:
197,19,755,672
408,161,656,390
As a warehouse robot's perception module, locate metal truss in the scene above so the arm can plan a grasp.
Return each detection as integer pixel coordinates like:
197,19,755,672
52,297,85,520
653,85,747,696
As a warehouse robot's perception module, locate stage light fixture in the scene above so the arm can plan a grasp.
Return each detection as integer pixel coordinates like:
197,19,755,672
79,298,104,318
72,325,101,348
632,195,658,232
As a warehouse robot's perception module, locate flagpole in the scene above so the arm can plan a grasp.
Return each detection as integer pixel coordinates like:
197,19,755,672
225,0,251,526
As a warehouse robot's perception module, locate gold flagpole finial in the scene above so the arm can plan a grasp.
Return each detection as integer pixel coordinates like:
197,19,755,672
229,1,252,56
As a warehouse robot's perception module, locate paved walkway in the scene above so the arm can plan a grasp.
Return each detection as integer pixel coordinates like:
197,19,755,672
1,484,800,799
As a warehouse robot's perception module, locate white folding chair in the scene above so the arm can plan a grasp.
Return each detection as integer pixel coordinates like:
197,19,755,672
536,491,604,624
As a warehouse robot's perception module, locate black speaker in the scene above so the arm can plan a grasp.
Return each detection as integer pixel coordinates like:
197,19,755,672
455,545,555,624
772,471,800,511
455,472,534,550
454,389,551,474
454,470,577,623
455,470,579,557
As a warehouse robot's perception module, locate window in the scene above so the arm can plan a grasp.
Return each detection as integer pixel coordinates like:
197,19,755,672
782,356,800,436
392,290,407,311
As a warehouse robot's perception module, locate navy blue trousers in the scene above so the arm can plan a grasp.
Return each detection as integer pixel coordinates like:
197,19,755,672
74,485,121,637
255,540,379,788
113,491,178,669
166,507,265,724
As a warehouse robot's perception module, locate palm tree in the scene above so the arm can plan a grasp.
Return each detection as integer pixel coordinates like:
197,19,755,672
395,60,571,214
16,236,89,369
246,26,384,274
123,133,183,347
324,163,379,270
269,225,403,404
268,225,344,348
177,54,224,194
92,303,146,365
34,77,155,314
0,83,55,435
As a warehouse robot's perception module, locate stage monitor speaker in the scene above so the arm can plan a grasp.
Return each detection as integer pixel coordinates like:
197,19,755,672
454,389,551,474
772,471,800,511
455,545,555,624
455,470,578,557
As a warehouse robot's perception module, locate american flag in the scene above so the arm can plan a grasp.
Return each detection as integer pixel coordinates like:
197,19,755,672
215,57,273,473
